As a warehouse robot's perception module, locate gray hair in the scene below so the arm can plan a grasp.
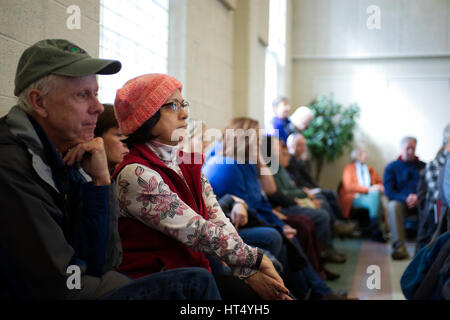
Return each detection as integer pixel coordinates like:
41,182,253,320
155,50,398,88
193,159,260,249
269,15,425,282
17,74,58,114
286,132,303,150
350,146,364,162
443,124,450,145
272,95,288,108
400,136,417,147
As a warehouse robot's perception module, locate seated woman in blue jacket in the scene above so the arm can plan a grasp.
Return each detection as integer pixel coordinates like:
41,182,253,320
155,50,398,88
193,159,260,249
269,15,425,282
203,117,354,299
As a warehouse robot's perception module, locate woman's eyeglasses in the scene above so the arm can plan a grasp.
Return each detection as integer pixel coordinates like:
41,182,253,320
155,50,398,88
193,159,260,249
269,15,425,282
161,100,190,113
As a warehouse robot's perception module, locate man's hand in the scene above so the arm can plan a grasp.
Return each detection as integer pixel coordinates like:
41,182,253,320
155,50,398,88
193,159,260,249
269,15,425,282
369,184,383,193
406,193,418,208
63,137,111,186
283,225,297,239
312,199,322,209
230,202,248,229
273,209,288,221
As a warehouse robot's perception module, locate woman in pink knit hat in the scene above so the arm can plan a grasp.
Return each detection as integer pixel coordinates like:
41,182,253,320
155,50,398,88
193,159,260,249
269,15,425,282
112,73,290,300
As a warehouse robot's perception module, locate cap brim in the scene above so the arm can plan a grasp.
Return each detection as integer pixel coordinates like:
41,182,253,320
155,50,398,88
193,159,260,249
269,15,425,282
52,57,122,77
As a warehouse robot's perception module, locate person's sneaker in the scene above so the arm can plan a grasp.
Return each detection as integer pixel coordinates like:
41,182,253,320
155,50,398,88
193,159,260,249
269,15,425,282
324,267,340,281
333,220,358,237
323,248,347,264
349,229,362,238
391,241,409,260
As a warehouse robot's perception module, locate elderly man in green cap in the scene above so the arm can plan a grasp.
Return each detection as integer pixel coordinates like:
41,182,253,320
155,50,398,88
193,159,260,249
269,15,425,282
0,39,221,300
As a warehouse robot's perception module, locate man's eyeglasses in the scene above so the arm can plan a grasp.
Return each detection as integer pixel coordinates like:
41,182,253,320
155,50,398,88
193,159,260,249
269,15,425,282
161,100,190,113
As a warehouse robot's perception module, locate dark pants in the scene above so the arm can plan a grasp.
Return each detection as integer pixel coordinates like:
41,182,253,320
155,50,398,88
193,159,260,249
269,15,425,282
101,267,221,300
284,215,323,275
278,238,333,299
319,189,344,220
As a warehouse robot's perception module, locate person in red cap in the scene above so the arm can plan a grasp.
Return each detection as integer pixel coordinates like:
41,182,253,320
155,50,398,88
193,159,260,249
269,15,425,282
113,73,291,300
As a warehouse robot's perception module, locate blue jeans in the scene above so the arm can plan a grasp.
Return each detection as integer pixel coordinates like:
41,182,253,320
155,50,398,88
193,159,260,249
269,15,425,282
238,226,283,257
315,193,337,226
100,267,221,300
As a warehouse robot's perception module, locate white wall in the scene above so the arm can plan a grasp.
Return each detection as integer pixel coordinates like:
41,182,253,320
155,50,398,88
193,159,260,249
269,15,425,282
0,0,101,116
291,0,450,190
170,0,270,130
234,0,270,127
169,0,235,131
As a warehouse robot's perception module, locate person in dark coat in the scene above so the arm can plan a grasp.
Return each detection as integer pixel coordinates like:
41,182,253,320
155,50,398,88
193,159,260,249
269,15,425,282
384,136,426,260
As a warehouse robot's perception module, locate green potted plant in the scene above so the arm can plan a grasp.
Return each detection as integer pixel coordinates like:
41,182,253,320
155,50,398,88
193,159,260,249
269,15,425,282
302,94,360,181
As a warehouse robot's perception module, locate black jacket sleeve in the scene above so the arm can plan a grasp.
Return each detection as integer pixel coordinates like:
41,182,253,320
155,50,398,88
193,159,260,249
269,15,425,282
267,189,297,208
218,194,235,218
0,144,129,299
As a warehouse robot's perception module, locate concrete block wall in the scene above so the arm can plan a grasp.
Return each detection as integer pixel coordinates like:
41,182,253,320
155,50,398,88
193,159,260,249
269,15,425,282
169,0,235,132
169,0,271,132
0,0,100,116
233,0,270,128
185,0,235,131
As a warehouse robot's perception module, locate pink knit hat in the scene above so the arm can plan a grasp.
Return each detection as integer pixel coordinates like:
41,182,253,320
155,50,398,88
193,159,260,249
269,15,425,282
114,73,183,135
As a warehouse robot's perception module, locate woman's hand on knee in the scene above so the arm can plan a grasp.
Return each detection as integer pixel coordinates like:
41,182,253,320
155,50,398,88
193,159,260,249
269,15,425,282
245,271,291,300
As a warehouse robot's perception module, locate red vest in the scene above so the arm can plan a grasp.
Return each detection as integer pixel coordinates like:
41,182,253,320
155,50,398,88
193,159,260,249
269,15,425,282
112,143,211,279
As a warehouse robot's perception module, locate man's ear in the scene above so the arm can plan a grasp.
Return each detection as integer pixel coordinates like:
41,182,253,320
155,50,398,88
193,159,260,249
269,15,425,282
28,89,48,118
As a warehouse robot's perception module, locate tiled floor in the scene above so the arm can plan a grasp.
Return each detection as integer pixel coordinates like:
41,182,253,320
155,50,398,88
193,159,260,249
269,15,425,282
325,238,416,300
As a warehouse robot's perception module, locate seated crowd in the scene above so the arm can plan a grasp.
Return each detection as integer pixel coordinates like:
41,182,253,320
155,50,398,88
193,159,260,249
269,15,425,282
0,39,448,300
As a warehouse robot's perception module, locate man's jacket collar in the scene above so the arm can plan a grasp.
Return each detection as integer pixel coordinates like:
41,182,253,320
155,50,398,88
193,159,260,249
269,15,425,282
6,106,61,193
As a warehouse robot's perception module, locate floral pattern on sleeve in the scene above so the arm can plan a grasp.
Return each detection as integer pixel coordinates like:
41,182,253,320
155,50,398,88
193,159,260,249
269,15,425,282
116,163,258,278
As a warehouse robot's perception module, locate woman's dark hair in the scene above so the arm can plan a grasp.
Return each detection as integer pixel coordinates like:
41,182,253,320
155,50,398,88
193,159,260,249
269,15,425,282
122,110,161,149
94,104,119,137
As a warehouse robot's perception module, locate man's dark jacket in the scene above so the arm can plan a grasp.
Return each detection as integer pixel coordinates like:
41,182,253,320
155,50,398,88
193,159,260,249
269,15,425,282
0,106,129,299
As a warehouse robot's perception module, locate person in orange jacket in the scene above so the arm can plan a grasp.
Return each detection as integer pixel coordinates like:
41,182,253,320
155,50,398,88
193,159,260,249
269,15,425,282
338,147,386,240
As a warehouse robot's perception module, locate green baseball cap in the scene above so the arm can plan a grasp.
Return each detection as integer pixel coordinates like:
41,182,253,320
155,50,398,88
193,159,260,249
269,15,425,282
14,39,122,96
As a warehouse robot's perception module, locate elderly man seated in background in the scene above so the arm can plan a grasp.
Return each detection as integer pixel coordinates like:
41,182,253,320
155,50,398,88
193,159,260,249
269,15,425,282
286,132,357,237
384,136,426,260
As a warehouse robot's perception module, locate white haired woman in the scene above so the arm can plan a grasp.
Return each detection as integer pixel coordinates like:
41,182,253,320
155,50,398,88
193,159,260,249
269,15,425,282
338,147,386,241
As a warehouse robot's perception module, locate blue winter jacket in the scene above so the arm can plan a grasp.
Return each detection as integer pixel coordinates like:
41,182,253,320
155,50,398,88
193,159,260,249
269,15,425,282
383,157,426,202
203,154,285,228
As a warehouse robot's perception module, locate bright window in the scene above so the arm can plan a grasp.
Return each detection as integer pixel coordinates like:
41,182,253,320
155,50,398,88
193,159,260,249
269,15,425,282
264,0,287,129
98,0,169,104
